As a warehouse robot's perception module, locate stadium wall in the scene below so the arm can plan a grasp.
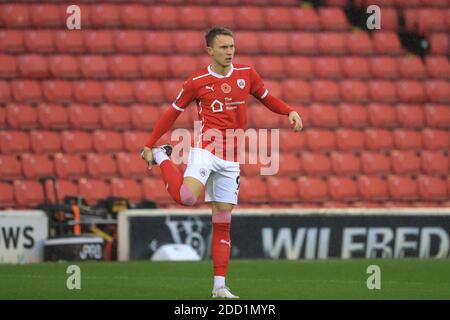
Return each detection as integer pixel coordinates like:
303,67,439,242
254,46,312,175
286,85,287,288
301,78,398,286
119,208,450,261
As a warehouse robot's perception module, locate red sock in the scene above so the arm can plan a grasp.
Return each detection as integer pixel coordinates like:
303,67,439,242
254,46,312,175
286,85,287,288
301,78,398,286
159,160,183,204
212,211,232,277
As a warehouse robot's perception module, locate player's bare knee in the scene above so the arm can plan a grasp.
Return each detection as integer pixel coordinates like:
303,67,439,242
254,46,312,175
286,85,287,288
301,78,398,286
180,184,197,206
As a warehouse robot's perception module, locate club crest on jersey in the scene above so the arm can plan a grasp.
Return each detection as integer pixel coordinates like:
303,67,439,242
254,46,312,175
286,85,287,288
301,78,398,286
237,79,245,89
221,83,232,94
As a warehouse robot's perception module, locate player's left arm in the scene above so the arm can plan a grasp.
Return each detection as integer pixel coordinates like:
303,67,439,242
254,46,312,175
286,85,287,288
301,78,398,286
250,68,303,132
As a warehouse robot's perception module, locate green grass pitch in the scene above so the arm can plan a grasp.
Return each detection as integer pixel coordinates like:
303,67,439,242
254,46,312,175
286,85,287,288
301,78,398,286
0,259,449,299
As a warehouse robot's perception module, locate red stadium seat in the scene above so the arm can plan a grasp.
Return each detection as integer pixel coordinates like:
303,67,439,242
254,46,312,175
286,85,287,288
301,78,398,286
313,57,342,79
0,183,14,208
424,104,450,129
346,32,373,56
48,55,79,79
421,151,448,176
341,57,370,79
42,80,73,104
259,33,290,55
0,155,22,180
30,130,61,154
369,57,398,80
54,30,84,53
396,81,426,104
18,54,48,78
111,178,143,204
93,131,124,153
255,56,285,80
390,150,421,175
297,177,328,202
133,81,165,104
264,8,293,30
335,129,365,151
143,178,173,204
360,151,391,175
114,31,145,54
86,153,118,178
317,33,346,55
0,30,24,53
248,105,281,128
392,129,424,157
37,103,69,129
123,131,148,152
21,154,54,179
84,31,114,54
425,80,450,104
284,57,314,79
422,129,449,150
397,57,426,79
358,175,389,201
331,152,360,176
107,55,139,79
367,104,397,128
0,4,30,27
130,105,160,130
139,55,169,79
14,180,44,207
178,6,208,29
103,81,134,104
319,8,350,31
311,81,340,103
0,108,5,128
417,175,448,201
388,175,419,201
78,55,109,79
44,180,79,204
116,152,149,178
72,81,104,104
99,105,130,129
0,81,11,103
0,131,30,154
0,55,18,79
168,55,199,78
239,176,268,203
234,32,261,54
162,80,184,103
425,56,450,79
6,104,38,129
396,104,424,129
365,129,394,151
430,33,449,56
24,30,54,53
309,103,339,128
278,152,301,176
143,31,174,54
279,129,306,152
328,177,359,201
54,153,87,179
207,7,236,29
289,33,317,55
378,8,398,30
305,129,336,152
301,152,332,177
78,179,111,205
373,32,403,55
340,80,369,103
120,5,150,28
281,80,311,103
89,4,120,27
267,177,298,203
338,104,368,128
68,104,99,129
235,7,265,30
368,81,398,104
416,9,446,34
290,8,320,31
61,131,93,154
148,6,178,29
31,5,64,27
11,80,42,104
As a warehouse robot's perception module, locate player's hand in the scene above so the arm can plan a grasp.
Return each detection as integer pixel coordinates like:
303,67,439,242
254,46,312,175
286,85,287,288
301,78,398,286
289,111,303,132
140,146,154,170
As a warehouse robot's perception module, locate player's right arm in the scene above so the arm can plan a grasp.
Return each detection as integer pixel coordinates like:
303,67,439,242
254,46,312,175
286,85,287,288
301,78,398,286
142,79,195,168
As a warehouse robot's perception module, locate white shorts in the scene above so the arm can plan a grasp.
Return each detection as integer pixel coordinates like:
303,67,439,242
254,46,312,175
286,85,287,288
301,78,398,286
184,148,240,205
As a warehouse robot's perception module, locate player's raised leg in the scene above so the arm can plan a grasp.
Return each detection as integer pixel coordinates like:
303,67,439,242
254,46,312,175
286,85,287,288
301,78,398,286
211,201,239,299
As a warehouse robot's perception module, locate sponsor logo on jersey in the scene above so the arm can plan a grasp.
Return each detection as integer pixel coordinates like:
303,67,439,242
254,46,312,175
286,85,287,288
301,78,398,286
221,83,232,94
237,79,245,89
200,168,207,177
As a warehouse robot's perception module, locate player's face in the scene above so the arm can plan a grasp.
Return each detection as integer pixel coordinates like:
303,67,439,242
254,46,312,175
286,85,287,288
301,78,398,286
208,35,235,68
